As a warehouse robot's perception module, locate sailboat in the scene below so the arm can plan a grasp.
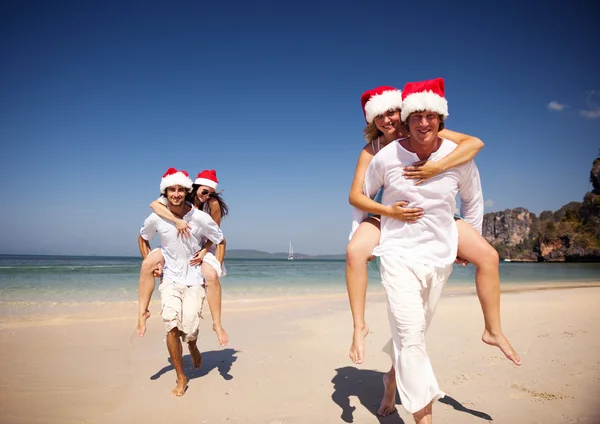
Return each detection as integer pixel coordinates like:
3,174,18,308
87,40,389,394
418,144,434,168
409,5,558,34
288,242,294,260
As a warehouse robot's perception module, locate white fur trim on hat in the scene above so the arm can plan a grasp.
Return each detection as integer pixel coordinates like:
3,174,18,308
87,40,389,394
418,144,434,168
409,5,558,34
160,172,193,193
400,91,449,122
364,90,403,124
194,178,218,190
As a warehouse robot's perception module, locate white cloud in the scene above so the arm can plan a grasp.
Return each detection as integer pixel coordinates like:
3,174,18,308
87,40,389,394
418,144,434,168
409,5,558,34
579,109,600,119
580,91,600,118
484,199,496,208
547,101,569,111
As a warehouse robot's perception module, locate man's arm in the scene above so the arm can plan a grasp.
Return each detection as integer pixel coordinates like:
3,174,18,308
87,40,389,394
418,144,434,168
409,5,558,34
214,238,226,264
458,161,484,233
138,235,152,259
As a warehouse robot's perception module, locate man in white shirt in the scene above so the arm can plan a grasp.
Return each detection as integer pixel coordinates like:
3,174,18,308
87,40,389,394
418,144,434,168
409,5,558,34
362,78,484,423
138,167,225,397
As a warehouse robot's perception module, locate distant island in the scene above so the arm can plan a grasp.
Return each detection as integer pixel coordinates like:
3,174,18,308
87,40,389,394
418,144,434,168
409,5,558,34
225,249,345,260
482,154,600,262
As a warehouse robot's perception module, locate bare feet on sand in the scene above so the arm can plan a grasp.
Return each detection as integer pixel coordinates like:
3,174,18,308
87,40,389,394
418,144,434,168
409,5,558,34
172,378,188,397
188,342,203,369
213,323,229,347
378,367,397,416
136,310,151,337
349,324,369,364
482,329,522,366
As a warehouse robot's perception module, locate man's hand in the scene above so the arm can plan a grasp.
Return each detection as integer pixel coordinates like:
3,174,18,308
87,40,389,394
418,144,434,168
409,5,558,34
190,249,207,266
403,160,443,185
153,262,163,277
455,256,469,266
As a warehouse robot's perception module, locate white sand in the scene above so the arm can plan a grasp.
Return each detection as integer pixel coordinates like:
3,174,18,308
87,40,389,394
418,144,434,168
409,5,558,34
1,286,599,424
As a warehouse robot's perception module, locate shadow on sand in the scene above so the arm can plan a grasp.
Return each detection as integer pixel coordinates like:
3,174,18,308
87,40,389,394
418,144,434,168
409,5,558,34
439,396,492,421
150,348,239,381
332,366,493,423
332,366,405,423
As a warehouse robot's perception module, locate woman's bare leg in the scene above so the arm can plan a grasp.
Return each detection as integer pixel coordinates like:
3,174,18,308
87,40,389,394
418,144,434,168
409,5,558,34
201,262,229,346
346,217,381,364
137,249,164,337
456,220,521,365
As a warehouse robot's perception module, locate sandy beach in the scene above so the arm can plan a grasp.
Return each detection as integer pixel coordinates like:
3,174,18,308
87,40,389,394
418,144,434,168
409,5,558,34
1,284,600,424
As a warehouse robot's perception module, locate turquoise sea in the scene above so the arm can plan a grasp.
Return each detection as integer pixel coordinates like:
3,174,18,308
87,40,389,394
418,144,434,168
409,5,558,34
0,254,599,305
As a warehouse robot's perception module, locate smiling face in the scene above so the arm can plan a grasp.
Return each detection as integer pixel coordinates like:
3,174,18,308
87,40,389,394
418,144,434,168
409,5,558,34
373,109,402,141
195,185,216,203
407,110,441,146
166,185,187,207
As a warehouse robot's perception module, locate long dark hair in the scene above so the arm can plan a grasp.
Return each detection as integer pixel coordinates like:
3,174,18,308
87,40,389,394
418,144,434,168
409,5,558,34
187,185,229,218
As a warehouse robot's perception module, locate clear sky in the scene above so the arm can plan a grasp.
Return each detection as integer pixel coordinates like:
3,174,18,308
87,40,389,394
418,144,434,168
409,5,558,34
1,1,598,256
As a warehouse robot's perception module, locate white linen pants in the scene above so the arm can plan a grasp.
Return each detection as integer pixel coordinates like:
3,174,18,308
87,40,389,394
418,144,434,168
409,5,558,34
379,255,453,414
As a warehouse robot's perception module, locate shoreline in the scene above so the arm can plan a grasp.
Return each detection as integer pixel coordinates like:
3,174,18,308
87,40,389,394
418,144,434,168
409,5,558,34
0,280,599,329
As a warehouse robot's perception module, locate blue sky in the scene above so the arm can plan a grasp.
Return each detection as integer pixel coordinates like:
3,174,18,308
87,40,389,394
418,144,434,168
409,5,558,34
1,1,598,256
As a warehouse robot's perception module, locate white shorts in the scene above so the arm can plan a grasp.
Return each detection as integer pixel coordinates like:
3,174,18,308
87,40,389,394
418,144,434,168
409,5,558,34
159,278,206,342
202,252,227,278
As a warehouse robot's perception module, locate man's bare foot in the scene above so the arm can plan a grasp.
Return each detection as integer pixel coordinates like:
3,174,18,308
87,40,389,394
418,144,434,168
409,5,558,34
213,323,229,347
172,377,188,397
136,310,151,337
482,329,522,366
378,367,397,416
188,343,203,369
349,324,369,364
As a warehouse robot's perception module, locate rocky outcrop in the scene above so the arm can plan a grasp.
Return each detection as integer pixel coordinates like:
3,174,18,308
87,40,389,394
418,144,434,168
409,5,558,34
482,207,536,246
482,156,600,262
590,157,600,194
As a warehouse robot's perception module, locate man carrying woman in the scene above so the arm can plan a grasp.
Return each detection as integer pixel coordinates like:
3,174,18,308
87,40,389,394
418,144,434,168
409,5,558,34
137,169,230,347
346,80,520,418
138,168,226,396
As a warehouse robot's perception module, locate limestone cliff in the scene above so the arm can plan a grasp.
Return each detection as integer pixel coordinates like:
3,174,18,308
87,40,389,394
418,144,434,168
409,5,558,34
482,156,600,262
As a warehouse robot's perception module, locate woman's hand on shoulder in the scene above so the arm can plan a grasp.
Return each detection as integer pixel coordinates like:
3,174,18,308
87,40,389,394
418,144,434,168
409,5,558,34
385,201,424,223
403,160,443,185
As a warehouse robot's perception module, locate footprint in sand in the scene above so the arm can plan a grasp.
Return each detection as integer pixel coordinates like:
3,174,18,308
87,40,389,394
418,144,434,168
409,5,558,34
511,384,573,401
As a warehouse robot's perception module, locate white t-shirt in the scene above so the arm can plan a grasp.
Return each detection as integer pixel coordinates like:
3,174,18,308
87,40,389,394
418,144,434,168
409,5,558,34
157,196,218,254
363,138,484,267
140,207,224,286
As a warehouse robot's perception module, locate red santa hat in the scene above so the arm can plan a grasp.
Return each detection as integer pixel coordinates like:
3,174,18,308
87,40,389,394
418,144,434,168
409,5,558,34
160,167,193,194
194,169,219,190
360,86,403,124
400,77,449,122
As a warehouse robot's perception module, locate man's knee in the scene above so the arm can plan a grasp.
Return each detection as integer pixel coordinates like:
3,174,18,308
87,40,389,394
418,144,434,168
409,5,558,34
167,326,180,337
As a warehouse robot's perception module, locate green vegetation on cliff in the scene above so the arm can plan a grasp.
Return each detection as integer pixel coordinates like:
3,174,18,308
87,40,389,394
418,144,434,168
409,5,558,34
483,155,600,262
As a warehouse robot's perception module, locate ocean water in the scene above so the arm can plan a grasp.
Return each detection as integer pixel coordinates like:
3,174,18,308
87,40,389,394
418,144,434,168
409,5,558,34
0,254,599,304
